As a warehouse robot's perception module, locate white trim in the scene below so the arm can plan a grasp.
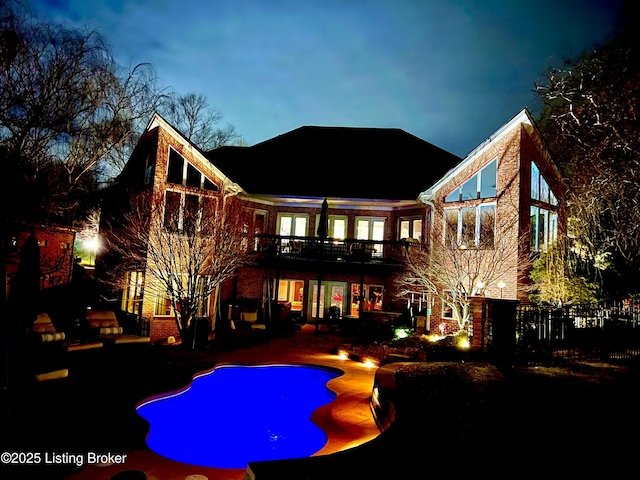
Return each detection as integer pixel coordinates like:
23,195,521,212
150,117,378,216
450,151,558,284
147,113,243,195
420,108,533,202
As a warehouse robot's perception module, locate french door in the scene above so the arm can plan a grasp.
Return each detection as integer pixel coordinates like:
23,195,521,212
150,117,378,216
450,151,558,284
308,281,347,319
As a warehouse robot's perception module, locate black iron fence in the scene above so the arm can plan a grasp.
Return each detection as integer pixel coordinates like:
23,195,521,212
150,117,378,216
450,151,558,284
515,300,640,361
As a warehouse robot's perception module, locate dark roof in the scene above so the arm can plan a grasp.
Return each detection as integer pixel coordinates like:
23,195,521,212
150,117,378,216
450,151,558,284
205,126,462,200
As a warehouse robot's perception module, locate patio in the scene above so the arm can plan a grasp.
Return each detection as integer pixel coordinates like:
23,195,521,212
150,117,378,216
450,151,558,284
4,325,382,480
4,323,640,479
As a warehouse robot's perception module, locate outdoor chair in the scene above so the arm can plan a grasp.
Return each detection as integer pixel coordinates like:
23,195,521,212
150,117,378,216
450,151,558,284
85,310,150,346
27,313,69,381
240,311,266,330
326,306,342,331
30,313,66,343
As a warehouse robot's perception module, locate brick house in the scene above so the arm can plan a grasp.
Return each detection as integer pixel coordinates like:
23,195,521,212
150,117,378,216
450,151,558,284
99,108,564,342
418,109,566,330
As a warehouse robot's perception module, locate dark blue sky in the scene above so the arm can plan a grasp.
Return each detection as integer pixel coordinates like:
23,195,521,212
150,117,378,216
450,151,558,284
30,0,625,157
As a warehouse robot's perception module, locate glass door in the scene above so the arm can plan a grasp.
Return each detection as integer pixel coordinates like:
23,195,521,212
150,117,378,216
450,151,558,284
309,281,347,318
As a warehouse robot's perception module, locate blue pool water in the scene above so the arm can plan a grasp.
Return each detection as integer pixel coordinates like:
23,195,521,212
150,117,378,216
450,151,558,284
136,364,342,469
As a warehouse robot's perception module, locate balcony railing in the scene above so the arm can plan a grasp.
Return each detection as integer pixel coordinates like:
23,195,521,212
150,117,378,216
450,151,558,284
252,234,415,264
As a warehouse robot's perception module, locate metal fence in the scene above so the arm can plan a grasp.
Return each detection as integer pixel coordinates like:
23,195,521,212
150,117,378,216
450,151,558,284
515,300,640,362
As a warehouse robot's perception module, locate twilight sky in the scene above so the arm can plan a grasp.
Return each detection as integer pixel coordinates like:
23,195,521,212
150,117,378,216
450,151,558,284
29,0,625,157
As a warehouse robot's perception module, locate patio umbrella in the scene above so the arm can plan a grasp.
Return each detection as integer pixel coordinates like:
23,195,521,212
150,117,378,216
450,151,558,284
315,199,329,332
316,198,329,239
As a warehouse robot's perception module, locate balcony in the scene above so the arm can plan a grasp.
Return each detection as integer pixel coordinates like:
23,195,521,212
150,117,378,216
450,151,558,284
251,235,414,269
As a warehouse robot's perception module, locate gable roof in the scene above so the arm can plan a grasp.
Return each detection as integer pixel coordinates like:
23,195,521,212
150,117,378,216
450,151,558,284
419,107,556,201
146,113,242,194
205,126,462,201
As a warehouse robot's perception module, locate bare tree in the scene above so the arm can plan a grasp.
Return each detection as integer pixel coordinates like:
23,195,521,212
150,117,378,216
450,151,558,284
101,187,255,342
396,203,527,332
0,1,163,226
535,14,640,297
160,92,240,151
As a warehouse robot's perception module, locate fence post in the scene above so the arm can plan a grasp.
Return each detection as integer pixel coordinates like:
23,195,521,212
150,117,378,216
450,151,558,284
469,296,488,352
488,298,520,365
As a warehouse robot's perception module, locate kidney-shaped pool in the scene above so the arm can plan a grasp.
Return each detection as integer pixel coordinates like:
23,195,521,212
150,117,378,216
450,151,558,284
136,363,343,469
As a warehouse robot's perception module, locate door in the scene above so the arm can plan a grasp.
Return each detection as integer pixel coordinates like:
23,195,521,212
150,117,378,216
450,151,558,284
308,281,347,319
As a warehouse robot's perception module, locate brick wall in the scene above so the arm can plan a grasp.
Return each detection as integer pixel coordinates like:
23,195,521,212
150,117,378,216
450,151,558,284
149,317,180,343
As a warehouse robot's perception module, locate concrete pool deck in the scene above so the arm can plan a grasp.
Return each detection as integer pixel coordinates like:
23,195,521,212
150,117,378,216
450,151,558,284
59,325,381,480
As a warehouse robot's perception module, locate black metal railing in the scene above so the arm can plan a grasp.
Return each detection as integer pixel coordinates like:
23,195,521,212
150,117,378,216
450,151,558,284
515,300,640,361
251,234,415,263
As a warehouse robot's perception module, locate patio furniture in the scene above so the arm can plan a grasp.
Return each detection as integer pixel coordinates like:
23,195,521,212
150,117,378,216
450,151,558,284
30,313,66,343
86,310,150,346
241,311,266,330
28,313,69,381
326,306,342,331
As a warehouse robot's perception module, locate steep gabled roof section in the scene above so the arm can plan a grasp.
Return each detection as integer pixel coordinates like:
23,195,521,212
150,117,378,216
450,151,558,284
146,113,242,194
419,108,560,201
205,126,462,201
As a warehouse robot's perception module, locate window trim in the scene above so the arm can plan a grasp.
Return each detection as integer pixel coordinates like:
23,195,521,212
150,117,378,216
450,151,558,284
277,213,309,238
166,147,219,191
315,214,348,239
445,158,498,203
443,203,496,249
398,216,423,242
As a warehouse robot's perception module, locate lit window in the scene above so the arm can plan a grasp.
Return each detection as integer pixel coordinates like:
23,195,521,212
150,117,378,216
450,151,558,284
399,217,423,242
356,217,385,257
277,214,308,237
442,290,454,319
316,215,347,239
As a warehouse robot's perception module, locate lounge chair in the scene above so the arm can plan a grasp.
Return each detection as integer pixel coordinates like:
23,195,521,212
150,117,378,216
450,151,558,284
86,310,150,346
31,313,66,343
28,313,69,381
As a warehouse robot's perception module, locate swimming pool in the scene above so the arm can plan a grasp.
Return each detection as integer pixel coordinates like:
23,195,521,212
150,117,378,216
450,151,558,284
136,363,343,469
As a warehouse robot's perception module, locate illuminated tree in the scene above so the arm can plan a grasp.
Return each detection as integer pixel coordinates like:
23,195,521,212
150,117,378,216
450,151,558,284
535,9,640,297
101,188,255,342
397,204,526,331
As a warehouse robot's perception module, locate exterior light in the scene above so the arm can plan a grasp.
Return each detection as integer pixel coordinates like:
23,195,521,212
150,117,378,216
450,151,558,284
394,327,411,339
497,281,506,298
362,357,378,368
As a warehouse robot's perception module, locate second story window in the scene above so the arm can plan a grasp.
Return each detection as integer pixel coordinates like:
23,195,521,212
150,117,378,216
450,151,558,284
166,147,219,191
445,158,497,202
530,161,558,252
399,217,423,242
316,215,347,239
163,191,204,233
277,213,308,238
445,204,495,249
356,217,385,257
